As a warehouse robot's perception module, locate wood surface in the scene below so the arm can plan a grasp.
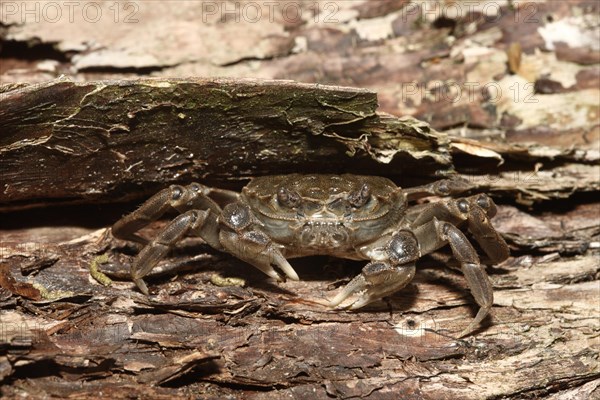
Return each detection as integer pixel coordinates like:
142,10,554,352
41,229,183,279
1,1,598,398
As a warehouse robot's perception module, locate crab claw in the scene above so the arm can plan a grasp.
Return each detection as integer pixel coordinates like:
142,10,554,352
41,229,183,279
329,262,416,310
271,252,300,282
219,228,300,283
329,274,369,309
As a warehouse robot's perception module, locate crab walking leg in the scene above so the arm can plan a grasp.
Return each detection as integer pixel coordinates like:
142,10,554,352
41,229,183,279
414,218,494,337
408,194,509,264
403,178,471,201
112,183,225,245
463,196,509,264
330,231,420,309
218,203,300,282
130,209,222,295
205,187,243,208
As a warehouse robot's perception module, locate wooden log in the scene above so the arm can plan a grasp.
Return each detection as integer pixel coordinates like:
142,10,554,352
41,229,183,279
0,78,451,211
0,77,598,399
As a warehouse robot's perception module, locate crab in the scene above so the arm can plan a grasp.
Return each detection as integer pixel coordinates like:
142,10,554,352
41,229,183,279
112,174,509,337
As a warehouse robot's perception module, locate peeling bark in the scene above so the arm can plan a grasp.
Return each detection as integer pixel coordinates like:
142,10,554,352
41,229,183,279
0,78,450,211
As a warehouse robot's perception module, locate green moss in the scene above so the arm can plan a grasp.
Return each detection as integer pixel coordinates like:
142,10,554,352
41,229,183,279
210,273,246,287
31,282,75,301
89,254,113,286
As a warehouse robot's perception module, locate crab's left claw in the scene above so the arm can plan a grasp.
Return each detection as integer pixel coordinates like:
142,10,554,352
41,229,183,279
331,230,420,309
330,261,416,309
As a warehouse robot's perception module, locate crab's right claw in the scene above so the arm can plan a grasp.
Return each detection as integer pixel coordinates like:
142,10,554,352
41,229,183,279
218,202,299,282
220,229,299,282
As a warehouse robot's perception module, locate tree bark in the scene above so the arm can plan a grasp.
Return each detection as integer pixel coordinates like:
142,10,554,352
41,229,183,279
1,78,598,399
0,78,450,211
1,1,598,398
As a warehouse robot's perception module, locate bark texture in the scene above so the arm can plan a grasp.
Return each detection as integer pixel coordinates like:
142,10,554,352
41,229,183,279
1,1,598,399
0,78,450,210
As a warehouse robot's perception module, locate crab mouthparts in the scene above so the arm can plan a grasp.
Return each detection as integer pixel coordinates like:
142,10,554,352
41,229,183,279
300,220,350,248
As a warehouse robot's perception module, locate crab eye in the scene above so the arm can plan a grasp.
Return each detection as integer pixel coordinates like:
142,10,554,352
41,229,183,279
277,187,301,208
189,183,202,193
347,183,371,207
476,194,490,210
476,194,497,217
171,185,184,200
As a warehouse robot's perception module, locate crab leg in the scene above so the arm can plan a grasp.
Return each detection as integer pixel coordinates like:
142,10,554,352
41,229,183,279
129,209,222,294
112,183,237,244
413,218,494,337
461,195,509,264
404,178,471,201
408,194,509,264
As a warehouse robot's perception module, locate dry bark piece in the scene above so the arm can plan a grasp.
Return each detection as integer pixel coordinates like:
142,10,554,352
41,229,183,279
0,77,451,211
136,350,219,385
19,255,59,276
0,263,42,300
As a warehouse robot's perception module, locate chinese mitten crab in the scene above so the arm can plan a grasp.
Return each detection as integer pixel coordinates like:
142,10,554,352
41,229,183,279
112,175,509,337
